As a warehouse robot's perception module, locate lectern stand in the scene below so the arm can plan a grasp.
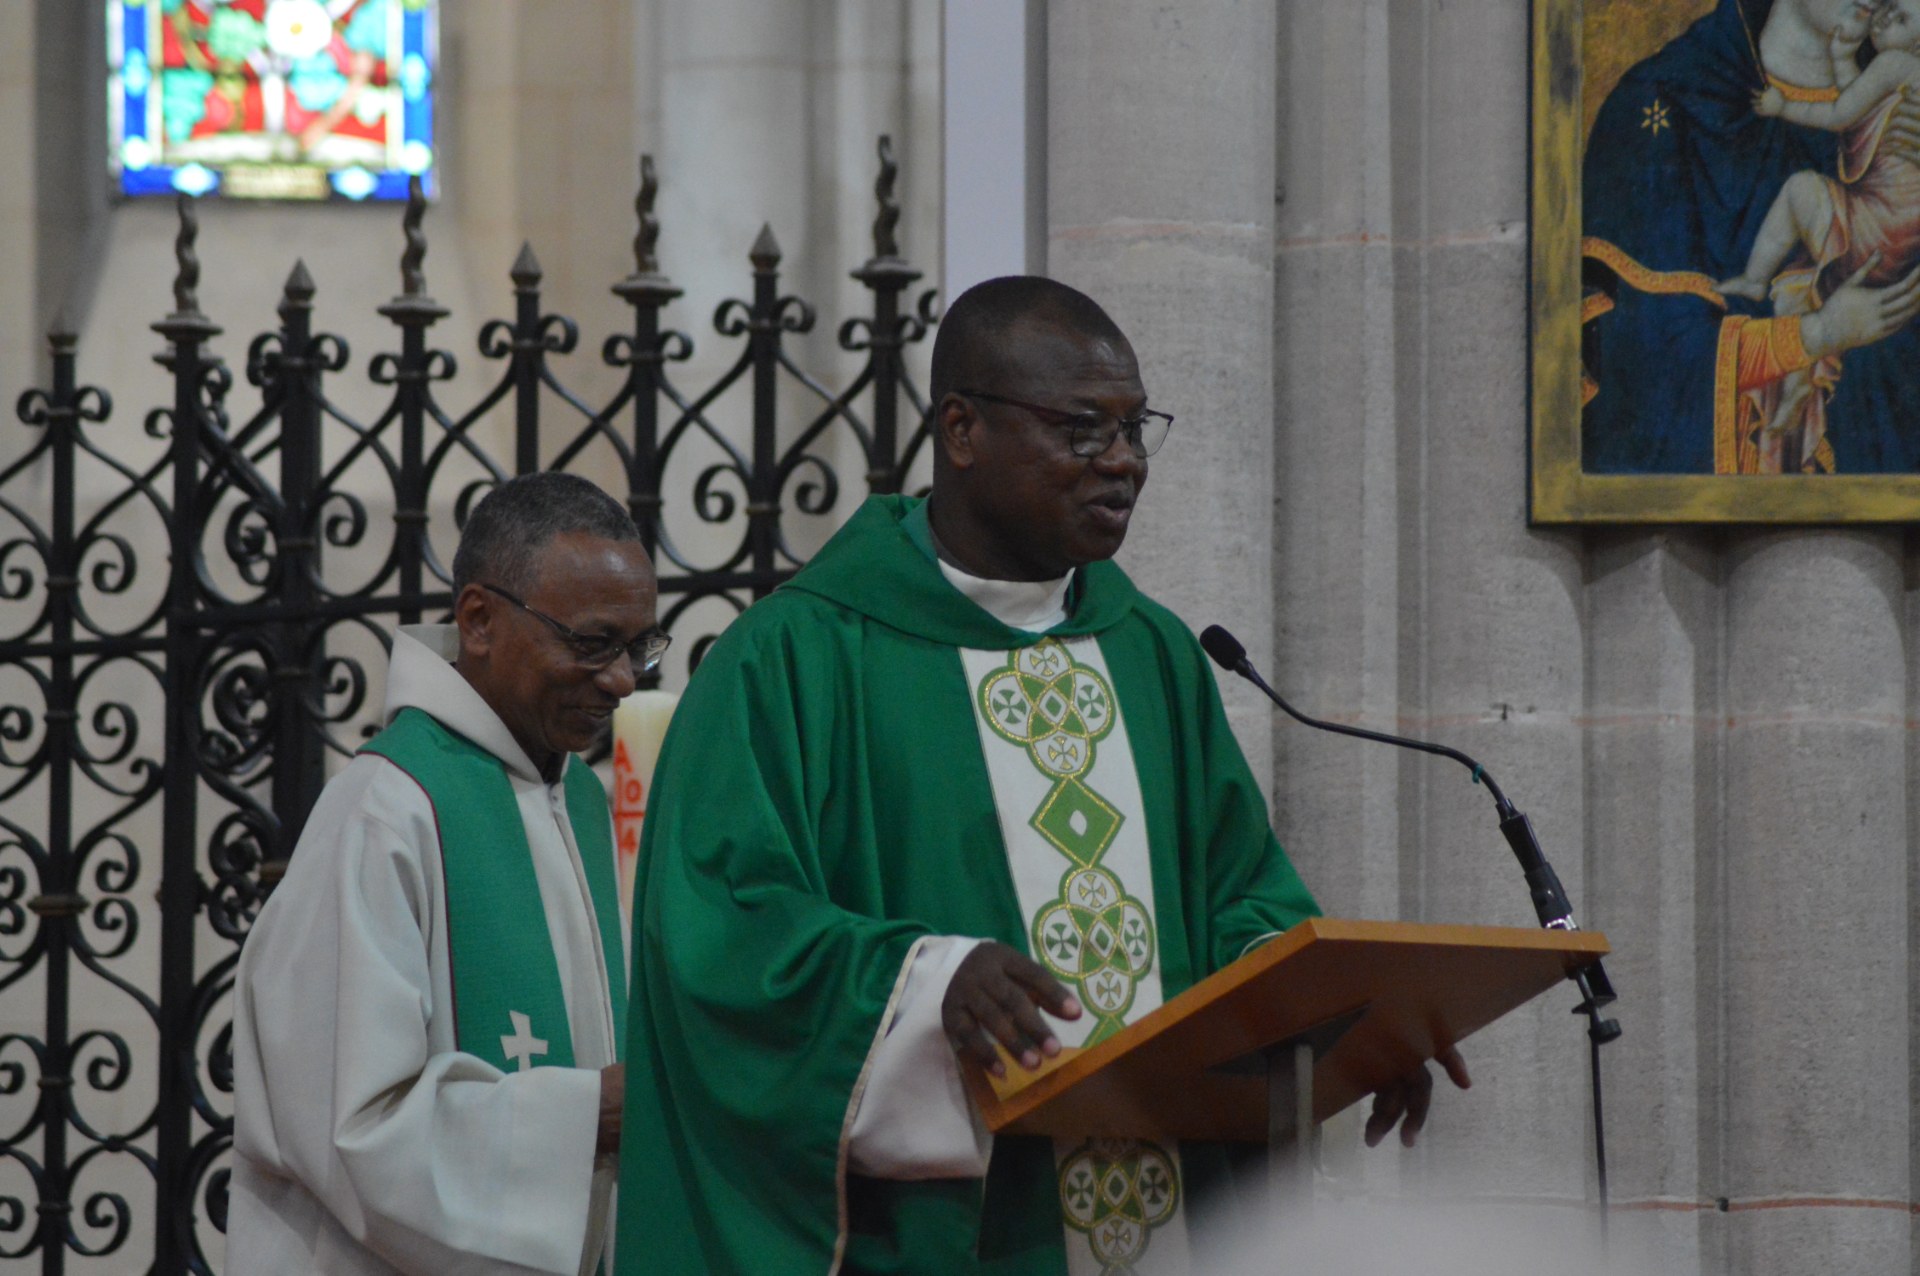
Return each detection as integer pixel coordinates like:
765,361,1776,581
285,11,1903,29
963,918,1609,1209
1256,1005,1366,1212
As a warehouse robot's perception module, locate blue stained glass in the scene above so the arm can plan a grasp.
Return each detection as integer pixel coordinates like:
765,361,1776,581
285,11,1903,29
332,168,378,201
406,91,430,147
372,171,416,201
114,0,436,201
171,163,219,197
401,52,429,102
124,169,177,197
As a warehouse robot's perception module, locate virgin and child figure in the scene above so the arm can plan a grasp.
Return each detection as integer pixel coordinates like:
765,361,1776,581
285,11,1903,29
1581,0,1920,476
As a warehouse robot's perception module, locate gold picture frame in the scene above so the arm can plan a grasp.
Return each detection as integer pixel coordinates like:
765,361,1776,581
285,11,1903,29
1530,0,1920,523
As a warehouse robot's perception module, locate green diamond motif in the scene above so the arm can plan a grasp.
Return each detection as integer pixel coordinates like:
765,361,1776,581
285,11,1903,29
1032,778,1121,862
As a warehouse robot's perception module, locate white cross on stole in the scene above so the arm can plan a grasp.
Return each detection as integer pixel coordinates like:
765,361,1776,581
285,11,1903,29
501,1010,549,1072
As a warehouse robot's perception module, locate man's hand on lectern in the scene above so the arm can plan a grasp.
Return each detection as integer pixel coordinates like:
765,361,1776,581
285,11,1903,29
1363,1045,1472,1148
943,941,1083,1078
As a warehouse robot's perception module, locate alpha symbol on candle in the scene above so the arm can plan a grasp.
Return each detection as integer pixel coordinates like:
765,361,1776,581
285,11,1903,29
613,738,646,859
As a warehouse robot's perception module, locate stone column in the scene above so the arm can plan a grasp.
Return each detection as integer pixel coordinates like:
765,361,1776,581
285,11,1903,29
1370,0,1592,1215
649,0,939,573
1584,532,1717,1269
1268,0,1409,926
1046,2,1279,786
1721,534,1909,1276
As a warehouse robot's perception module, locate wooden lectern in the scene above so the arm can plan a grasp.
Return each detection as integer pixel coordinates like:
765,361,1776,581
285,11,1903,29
963,918,1610,1206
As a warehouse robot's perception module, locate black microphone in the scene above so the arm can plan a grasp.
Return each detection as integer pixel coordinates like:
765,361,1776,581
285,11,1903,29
1199,624,1618,1024
1204,623,1621,1230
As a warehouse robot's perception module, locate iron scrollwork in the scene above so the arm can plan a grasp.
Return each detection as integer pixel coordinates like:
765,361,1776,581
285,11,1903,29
0,138,935,1272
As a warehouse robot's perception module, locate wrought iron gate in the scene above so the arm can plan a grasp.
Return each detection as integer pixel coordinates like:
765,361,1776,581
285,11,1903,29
0,138,937,1274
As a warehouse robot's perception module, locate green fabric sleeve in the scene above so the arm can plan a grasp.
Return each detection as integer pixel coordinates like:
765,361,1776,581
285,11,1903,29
615,599,935,1273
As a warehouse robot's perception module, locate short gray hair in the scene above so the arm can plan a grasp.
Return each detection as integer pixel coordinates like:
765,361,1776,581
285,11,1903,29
451,472,642,595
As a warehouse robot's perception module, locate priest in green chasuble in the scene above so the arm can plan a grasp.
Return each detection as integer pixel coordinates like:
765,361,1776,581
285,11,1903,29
614,277,1468,1274
230,473,669,1275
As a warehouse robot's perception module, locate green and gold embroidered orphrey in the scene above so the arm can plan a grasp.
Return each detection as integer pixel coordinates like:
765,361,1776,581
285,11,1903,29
974,636,1183,1275
976,637,1155,1046
1058,1138,1180,1272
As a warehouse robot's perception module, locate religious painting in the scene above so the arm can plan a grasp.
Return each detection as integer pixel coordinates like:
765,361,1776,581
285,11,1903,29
108,0,437,202
1531,0,1920,522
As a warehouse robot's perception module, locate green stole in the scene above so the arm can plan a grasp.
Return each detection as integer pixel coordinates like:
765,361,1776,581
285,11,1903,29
361,706,628,1069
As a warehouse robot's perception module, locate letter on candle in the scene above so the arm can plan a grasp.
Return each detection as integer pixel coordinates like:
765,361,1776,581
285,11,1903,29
611,689,678,920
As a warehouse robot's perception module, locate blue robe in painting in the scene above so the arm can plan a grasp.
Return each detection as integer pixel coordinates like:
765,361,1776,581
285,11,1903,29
1581,0,1920,474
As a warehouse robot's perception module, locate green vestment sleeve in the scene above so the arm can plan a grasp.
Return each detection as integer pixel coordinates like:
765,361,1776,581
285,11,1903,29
615,601,938,1272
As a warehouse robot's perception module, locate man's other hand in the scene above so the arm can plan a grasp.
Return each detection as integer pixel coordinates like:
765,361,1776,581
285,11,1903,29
597,1063,625,1158
1362,1045,1471,1149
942,941,1082,1078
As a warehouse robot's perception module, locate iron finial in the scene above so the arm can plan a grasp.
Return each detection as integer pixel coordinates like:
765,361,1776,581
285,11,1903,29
612,154,683,306
282,259,316,306
511,241,543,290
635,154,661,274
850,135,920,290
871,134,900,261
378,175,448,326
173,194,203,316
400,175,429,297
152,194,221,345
750,223,782,272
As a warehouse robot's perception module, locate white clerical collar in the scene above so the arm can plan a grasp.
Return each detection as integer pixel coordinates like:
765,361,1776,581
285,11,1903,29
936,557,1074,632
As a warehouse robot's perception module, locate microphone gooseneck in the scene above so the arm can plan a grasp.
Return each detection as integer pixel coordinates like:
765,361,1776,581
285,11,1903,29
1201,623,1621,1229
1200,626,1606,964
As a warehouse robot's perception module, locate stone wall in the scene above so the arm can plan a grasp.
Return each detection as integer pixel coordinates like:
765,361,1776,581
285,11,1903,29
1046,4,1917,1274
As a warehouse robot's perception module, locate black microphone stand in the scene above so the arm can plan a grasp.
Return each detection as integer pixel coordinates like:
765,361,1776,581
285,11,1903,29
1199,626,1621,1236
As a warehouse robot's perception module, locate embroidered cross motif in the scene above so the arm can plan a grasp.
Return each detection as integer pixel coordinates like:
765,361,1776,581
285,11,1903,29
978,639,1117,785
1032,868,1155,1024
501,1010,549,1072
1058,1138,1180,1274
975,640,1152,1044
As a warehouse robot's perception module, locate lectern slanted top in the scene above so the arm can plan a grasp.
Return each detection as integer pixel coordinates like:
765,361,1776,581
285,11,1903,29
964,917,1610,1144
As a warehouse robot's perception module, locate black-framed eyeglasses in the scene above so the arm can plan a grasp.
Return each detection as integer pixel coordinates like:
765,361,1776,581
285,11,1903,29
479,583,672,673
957,389,1175,458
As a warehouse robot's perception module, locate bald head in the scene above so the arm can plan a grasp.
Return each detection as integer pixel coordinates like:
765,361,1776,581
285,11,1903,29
929,276,1132,409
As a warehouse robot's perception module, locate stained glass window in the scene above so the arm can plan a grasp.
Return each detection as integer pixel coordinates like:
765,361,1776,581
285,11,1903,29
108,0,437,201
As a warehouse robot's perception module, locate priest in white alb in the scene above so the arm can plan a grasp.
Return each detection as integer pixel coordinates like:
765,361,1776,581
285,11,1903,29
228,472,667,1275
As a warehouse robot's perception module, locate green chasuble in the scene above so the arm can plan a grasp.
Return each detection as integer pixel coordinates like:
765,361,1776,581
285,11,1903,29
616,495,1318,1275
